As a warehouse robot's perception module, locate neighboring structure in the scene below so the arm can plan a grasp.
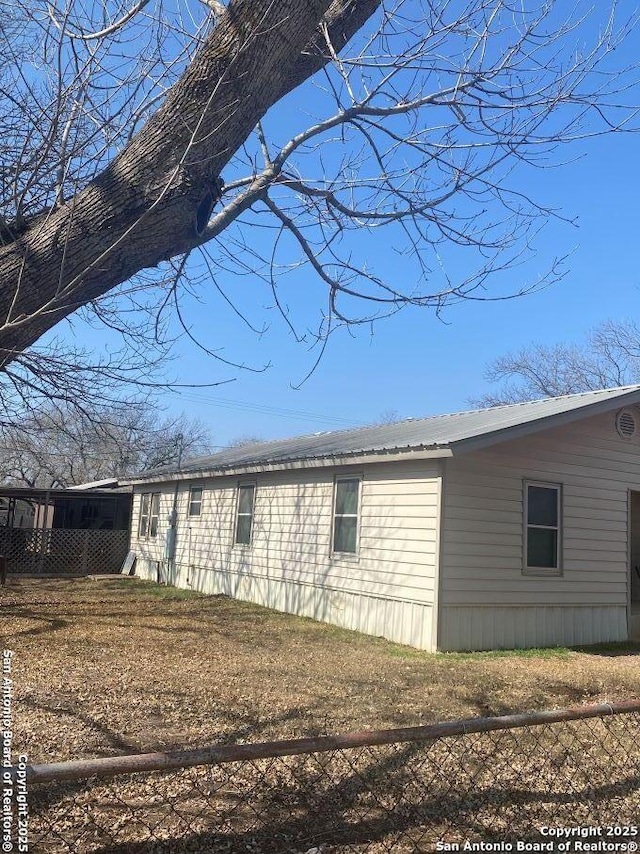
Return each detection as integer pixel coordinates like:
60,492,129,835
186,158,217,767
126,386,640,651
0,485,132,575
0,495,35,529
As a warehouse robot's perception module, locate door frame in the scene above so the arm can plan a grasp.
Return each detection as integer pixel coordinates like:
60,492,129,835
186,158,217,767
627,489,640,638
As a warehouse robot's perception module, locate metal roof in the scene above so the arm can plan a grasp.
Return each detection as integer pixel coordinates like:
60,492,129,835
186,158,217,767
0,486,131,500
67,478,121,491
128,385,640,482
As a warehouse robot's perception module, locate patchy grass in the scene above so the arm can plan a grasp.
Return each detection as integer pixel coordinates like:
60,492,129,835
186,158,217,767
380,643,573,661
1,575,639,766
437,646,574,661
103,576,207,600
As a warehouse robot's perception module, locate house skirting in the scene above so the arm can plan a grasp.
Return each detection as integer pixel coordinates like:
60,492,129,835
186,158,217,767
134,558,436,651
438,604,628,651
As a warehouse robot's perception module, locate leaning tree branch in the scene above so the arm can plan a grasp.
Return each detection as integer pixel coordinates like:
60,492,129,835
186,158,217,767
0,0,382,368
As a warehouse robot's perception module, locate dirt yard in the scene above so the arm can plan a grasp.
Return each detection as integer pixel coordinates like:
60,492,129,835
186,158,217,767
2,576,640,765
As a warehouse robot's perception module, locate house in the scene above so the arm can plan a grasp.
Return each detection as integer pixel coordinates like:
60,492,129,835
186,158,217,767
125,386,640,652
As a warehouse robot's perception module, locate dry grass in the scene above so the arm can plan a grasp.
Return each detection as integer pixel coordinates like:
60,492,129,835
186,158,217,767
28,713,640,853
2,575,640,766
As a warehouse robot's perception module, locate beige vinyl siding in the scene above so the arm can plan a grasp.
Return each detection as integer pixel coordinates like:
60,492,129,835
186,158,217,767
439,408,638,650
130,461,442,650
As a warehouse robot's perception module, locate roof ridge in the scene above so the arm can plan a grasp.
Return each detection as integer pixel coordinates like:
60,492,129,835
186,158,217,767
349,383,640,426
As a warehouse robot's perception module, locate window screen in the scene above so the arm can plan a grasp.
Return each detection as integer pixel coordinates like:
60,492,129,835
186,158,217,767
188,487,203,517
235,484,255,545
333,478,360,554
525,483,561,571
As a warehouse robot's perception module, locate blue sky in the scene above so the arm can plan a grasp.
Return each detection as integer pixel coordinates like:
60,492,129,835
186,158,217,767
163,126,640,445
59,3,640,447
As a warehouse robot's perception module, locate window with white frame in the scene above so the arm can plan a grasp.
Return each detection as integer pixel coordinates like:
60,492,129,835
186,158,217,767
332,477,360,555
235,483,255,545
188,486,203,517
524,481,561,573
138,494,150,538
139,492,160,539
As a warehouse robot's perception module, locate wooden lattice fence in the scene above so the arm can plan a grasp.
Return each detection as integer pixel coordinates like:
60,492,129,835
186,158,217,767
0,528,129,575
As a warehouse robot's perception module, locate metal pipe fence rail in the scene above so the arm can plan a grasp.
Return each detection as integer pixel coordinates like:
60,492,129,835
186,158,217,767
18,700,640,854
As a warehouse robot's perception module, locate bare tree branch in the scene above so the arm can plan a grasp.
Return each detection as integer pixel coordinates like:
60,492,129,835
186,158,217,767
0,0,638,414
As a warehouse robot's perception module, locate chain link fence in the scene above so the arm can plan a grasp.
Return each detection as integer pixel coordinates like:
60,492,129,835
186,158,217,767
17,700,640,853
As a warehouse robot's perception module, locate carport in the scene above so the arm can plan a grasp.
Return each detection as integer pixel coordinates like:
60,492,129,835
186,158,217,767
0,486,131,575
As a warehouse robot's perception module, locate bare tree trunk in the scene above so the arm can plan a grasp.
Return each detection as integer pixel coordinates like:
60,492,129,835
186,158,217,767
0,0,380,367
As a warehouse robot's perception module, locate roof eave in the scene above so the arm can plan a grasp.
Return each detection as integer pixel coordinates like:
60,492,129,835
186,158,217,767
121,446,454,485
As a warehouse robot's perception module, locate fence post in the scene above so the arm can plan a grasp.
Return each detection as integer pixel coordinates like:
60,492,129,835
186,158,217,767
37,490,50,574
0,555,6,586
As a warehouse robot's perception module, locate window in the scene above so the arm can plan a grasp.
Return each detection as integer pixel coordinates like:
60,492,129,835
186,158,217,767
139,492,160,539
524,482,561,574
138,494,150,538
235,484,255,545
188,486,203,517
333,477,360,555
149,493,160,538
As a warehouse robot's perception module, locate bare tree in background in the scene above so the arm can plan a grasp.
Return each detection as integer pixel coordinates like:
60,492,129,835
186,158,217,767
0,0,638,421
225,434,265,448
0,402,213,487
474,319,640,407
372,409,400,426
